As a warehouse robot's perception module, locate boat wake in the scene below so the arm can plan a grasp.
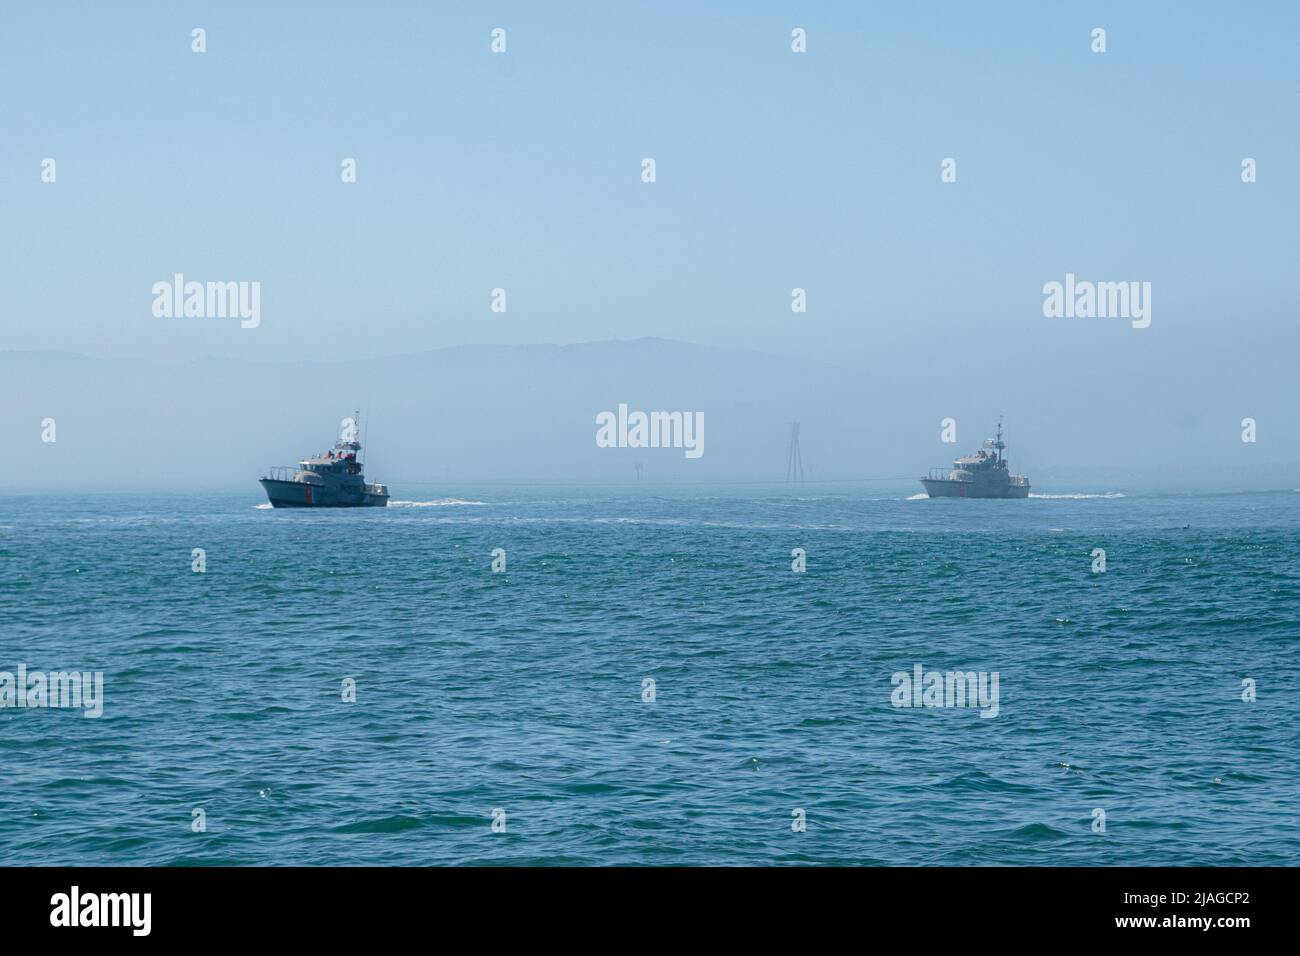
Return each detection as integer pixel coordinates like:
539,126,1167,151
1029,492,1126,500
253,498,485,509
388,498,487,507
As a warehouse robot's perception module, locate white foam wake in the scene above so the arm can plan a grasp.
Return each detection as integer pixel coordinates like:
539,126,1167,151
388,498,487,507
1029,493,1126,500
905,493,928,500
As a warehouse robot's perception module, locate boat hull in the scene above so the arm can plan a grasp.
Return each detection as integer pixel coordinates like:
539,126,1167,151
921,479,1030,499
259,478,389,508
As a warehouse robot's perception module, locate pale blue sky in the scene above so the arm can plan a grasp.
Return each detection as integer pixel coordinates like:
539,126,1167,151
2,0,1296,376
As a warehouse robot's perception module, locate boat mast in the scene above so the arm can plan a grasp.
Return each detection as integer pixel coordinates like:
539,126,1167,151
356,403,366,463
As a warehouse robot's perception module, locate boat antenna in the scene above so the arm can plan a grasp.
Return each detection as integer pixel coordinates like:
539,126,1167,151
361,397,370,465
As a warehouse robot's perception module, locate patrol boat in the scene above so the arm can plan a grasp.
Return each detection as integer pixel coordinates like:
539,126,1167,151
259,413,390,508
921,420,1030,499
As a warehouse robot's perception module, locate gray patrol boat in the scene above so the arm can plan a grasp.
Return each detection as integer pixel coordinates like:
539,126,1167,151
921,420,1030,499
260,412,389,508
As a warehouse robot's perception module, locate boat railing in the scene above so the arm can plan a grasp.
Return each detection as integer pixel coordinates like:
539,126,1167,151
263,465,303,482
926,468,952,480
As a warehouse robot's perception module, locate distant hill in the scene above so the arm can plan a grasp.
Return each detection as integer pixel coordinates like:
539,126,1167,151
2,338,1295,492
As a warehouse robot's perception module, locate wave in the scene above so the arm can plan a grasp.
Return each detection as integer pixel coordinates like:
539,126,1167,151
388,498,487,507
254,498,486,509
904,494,1128,502
1029,492,1126,500
907,491,1125,500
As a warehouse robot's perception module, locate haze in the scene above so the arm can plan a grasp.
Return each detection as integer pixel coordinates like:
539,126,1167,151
2,2,1297,488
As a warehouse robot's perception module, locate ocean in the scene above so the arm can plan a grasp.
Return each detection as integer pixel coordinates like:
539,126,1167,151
1,487,1297,866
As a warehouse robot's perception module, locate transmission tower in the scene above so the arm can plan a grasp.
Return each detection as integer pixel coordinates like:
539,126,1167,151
785,422,805,482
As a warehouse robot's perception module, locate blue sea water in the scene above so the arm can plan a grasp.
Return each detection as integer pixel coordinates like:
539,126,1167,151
1,487,1297,866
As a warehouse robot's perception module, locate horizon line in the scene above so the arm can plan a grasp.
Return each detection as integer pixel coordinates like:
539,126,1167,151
0,336,851,371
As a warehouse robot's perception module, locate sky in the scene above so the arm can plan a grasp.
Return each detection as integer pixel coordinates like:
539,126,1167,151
3,1,1295,366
